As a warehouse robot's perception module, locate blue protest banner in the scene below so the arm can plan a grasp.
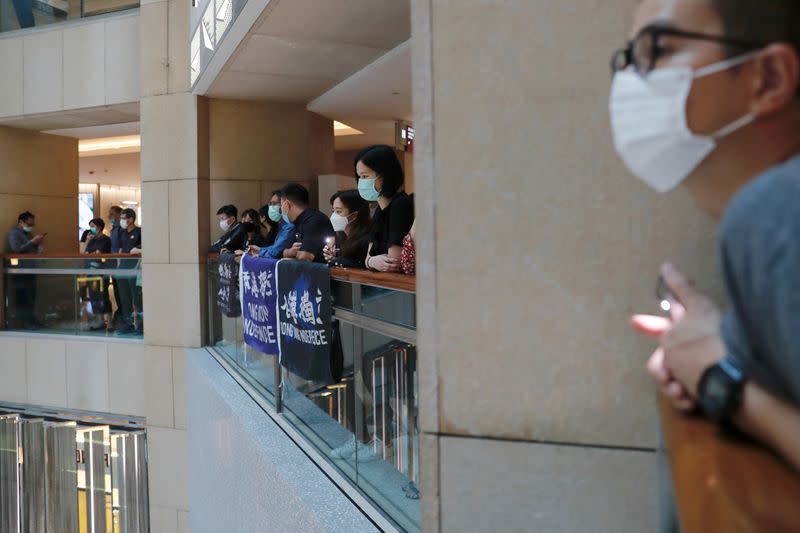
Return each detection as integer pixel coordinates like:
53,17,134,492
239,254,280,356
276,261,333,384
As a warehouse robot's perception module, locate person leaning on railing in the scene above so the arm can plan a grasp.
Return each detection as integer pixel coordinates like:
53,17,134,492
116,208,142,334
356,145,414,273
614,0,800,470
248,190,295,260
323,190,371,268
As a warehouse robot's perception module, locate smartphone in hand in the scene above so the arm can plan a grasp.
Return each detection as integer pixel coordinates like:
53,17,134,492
656,275,679,314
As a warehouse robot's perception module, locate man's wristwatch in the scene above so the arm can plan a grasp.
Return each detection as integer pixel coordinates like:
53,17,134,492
697,358,746,426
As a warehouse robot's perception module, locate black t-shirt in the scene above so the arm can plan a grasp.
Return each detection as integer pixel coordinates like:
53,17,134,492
120,227,142,253
293,208,335,263
369,193,414,256
86,234,112,254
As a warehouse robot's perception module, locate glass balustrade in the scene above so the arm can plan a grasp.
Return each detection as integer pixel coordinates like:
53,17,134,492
2,255,144,339
207,257,420,532
0,0,138,34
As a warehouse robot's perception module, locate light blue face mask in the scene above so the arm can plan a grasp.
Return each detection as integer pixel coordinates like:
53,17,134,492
268,205,281,222
358,177,381,202
282,212,290,224
90,227,98,235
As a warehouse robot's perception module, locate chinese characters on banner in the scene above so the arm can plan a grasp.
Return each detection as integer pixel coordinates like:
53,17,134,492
277,261,334,384
216,253,241,318
239,255,280,356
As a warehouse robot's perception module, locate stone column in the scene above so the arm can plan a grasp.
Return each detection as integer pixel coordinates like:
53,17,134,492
139,1,202,531
412,0,723,531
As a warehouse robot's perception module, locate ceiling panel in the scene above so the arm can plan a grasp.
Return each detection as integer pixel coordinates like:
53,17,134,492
230,35,386,80
0,104,140,132
207,71,337,102
308,41,412,121
44,121,140,139
253,0,410,50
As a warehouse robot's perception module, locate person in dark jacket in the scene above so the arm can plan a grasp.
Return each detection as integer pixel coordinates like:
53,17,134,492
6,211,44,328
210,205,247,253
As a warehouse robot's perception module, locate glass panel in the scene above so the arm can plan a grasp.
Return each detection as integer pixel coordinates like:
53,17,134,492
280,327,420,531
3,257,143,339
333,281,416,329
0,0,139,34
207,258,420,531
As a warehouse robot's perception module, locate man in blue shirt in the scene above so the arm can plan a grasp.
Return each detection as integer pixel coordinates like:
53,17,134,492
615,0,800,470
247,191,295,259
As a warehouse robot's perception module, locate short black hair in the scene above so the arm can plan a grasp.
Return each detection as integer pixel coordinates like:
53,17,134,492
121,208,136,221
241,208,264,228
110,205,122,214
280,184,309,207
89,218,106,231
354,145,405,198
271,189,283,199
331,189,370,227
216,205,238,218
711,0,800,94
18,211,34,223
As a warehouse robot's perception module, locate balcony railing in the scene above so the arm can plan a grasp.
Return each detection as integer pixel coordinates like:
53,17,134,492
207,256,420,532
2,254,143,339
659,395,800,531
0,0,138,34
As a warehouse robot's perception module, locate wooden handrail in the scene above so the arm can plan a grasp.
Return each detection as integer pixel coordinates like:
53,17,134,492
659,395,800,532
330,267,415,293
2,253,140,259
207,253,416,293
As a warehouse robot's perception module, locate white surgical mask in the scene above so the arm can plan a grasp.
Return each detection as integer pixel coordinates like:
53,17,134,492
609,53,758,192
330,212,349,232
120,219,129,229
219,219,230,232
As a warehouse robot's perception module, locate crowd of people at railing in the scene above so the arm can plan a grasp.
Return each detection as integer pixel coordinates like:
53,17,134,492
211,144,417,275
5,207,143,334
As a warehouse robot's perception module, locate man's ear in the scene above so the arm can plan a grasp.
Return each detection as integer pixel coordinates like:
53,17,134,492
750,43,800,117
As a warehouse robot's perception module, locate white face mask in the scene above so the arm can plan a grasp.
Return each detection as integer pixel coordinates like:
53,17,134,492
609,53,758,193
330,212,349,232
120,219,129,229
219,219,230,232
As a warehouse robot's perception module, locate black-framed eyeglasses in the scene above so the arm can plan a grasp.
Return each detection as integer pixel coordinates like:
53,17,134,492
610,25,765,76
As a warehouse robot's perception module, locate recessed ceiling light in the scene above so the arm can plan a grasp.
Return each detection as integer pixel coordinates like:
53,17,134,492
333,121,364,137
79,135,141,154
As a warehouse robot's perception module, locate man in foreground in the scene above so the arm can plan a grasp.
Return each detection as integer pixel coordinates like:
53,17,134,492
611,0,800,469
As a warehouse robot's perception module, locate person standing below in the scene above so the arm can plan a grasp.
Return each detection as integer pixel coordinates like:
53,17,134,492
108,205,124,253
116,208,142,334
107,205,124,329
210,205,247,253
83,218,112,254
82,218,112,331
279,184,334,263
614,0,800,470
355,145,415,273
6,211,44,328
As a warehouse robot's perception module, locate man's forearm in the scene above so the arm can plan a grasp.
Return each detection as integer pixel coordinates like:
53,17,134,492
735,383,800,471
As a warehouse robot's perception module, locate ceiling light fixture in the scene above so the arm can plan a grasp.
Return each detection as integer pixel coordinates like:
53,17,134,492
333,121,364,137
78,135,141,154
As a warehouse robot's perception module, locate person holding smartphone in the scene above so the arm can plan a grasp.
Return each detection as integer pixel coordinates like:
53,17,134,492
6,211,44,329
615,0,800,470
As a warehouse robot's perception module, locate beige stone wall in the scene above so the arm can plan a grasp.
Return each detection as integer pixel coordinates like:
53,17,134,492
138,1,197,531
413,0,722,531
206,98,334,244
0,126,78,253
